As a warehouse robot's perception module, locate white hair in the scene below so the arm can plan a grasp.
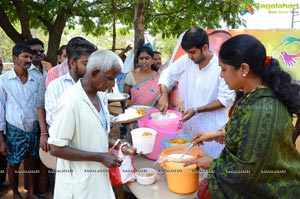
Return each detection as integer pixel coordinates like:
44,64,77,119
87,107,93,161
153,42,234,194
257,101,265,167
85,50,123,74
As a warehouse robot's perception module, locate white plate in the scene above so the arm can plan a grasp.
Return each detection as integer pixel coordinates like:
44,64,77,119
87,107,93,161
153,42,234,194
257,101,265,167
107,93,130,102
130,105,156,110
39,148,57,170
110,114,144,124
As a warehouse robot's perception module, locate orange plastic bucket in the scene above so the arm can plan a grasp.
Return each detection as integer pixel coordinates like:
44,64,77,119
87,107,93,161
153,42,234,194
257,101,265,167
160,146,203,194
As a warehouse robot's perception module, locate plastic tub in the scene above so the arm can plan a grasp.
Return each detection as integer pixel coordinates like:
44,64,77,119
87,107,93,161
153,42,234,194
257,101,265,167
138,109,183,132
136,168,157,185
145,127,182,160
160,146,203,194
160,133,191,150
131,128,157,154
138,109,184,160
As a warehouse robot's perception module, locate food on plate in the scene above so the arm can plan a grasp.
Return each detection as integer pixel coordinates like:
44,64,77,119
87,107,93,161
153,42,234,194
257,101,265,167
117,108,142,121
136,108,146,115
167,137,189,144
142,132,152,136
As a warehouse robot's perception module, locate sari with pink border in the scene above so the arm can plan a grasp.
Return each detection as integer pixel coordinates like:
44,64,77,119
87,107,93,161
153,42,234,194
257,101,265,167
130,75,160,106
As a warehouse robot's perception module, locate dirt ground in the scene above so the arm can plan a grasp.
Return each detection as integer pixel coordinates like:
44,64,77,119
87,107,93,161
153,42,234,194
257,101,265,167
1,103,300,199
0,103,124,199
0,163,52,199
0,163,129,199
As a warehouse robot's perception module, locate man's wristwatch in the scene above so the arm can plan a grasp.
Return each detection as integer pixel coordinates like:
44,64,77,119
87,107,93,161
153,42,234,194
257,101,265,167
193,107,198,115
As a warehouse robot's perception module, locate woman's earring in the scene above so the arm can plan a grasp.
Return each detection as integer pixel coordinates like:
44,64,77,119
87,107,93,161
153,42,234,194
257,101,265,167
242,73,246,77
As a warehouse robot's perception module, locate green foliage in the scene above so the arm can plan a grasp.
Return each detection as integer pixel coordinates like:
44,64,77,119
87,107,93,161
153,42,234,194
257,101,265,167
144,0,254,38
3,0,253,39
152,33,178,61
0,29,14,62
0,0,254,63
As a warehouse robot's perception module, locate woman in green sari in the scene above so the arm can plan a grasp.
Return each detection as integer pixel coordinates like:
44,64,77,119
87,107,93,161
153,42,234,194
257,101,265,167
186,34,300,199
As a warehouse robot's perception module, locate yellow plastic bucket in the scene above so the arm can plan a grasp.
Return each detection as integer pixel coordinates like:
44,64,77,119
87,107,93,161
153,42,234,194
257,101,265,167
160,146,203,194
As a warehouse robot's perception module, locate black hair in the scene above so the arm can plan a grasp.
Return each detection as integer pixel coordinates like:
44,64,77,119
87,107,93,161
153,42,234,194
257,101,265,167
66,37,97,67
12,43,32,57
153,51,161,55
57,45,67,56
137,46,154,58
151,65,158,72
25,38,44,48
181,27,209,51
136,46,158,71
219,34,300,116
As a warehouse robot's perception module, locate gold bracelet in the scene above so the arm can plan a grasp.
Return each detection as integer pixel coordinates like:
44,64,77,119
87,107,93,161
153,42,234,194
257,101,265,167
40,132,49,136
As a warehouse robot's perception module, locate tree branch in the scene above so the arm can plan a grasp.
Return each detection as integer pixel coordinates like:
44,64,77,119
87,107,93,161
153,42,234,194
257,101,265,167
87,0,103,7
150,6,188,17
12,0,31,39
37,15,53,31
0,8,24,43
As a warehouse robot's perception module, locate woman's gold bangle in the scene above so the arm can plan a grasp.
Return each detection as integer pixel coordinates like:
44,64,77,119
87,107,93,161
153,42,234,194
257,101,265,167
40,133,49,136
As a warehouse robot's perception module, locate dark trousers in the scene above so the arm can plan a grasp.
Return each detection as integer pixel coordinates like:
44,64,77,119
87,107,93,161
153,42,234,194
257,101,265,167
0,154,7,183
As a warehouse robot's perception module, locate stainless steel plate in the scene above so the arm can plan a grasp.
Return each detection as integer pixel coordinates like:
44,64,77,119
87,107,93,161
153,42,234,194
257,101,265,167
107,93,130,102
110,114,145,124
130,105,157,110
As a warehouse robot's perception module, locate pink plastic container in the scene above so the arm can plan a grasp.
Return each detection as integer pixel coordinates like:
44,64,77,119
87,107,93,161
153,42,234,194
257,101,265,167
138,109,183,132
137,109,184,160
146,127,183,160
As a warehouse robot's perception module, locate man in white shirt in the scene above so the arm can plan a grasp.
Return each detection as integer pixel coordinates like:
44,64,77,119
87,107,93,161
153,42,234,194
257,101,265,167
26,38,51,77
158,27,235,158
39,37,96,198
26,37,54,196
0,43,42,199
45,37,97,126
48,50,135,199
153,51,162,69
0,57,8,192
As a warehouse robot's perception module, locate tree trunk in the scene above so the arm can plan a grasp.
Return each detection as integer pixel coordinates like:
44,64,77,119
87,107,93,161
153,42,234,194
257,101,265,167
111,0,116,52
46,11,69,65
134,0,147,69
47,31,63,66
12,0,32,39
0,4,69,65
112,18,116,52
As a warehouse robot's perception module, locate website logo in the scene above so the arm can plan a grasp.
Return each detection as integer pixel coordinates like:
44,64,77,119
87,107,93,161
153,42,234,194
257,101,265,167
241,2,299,15
254,3,299,10
240,3,255,15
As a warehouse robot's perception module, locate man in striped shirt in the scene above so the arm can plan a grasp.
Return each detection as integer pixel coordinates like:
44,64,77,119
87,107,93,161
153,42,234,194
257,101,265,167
45,37,97,126
26,38,52,77
0,43,43,199
0,56,10,193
